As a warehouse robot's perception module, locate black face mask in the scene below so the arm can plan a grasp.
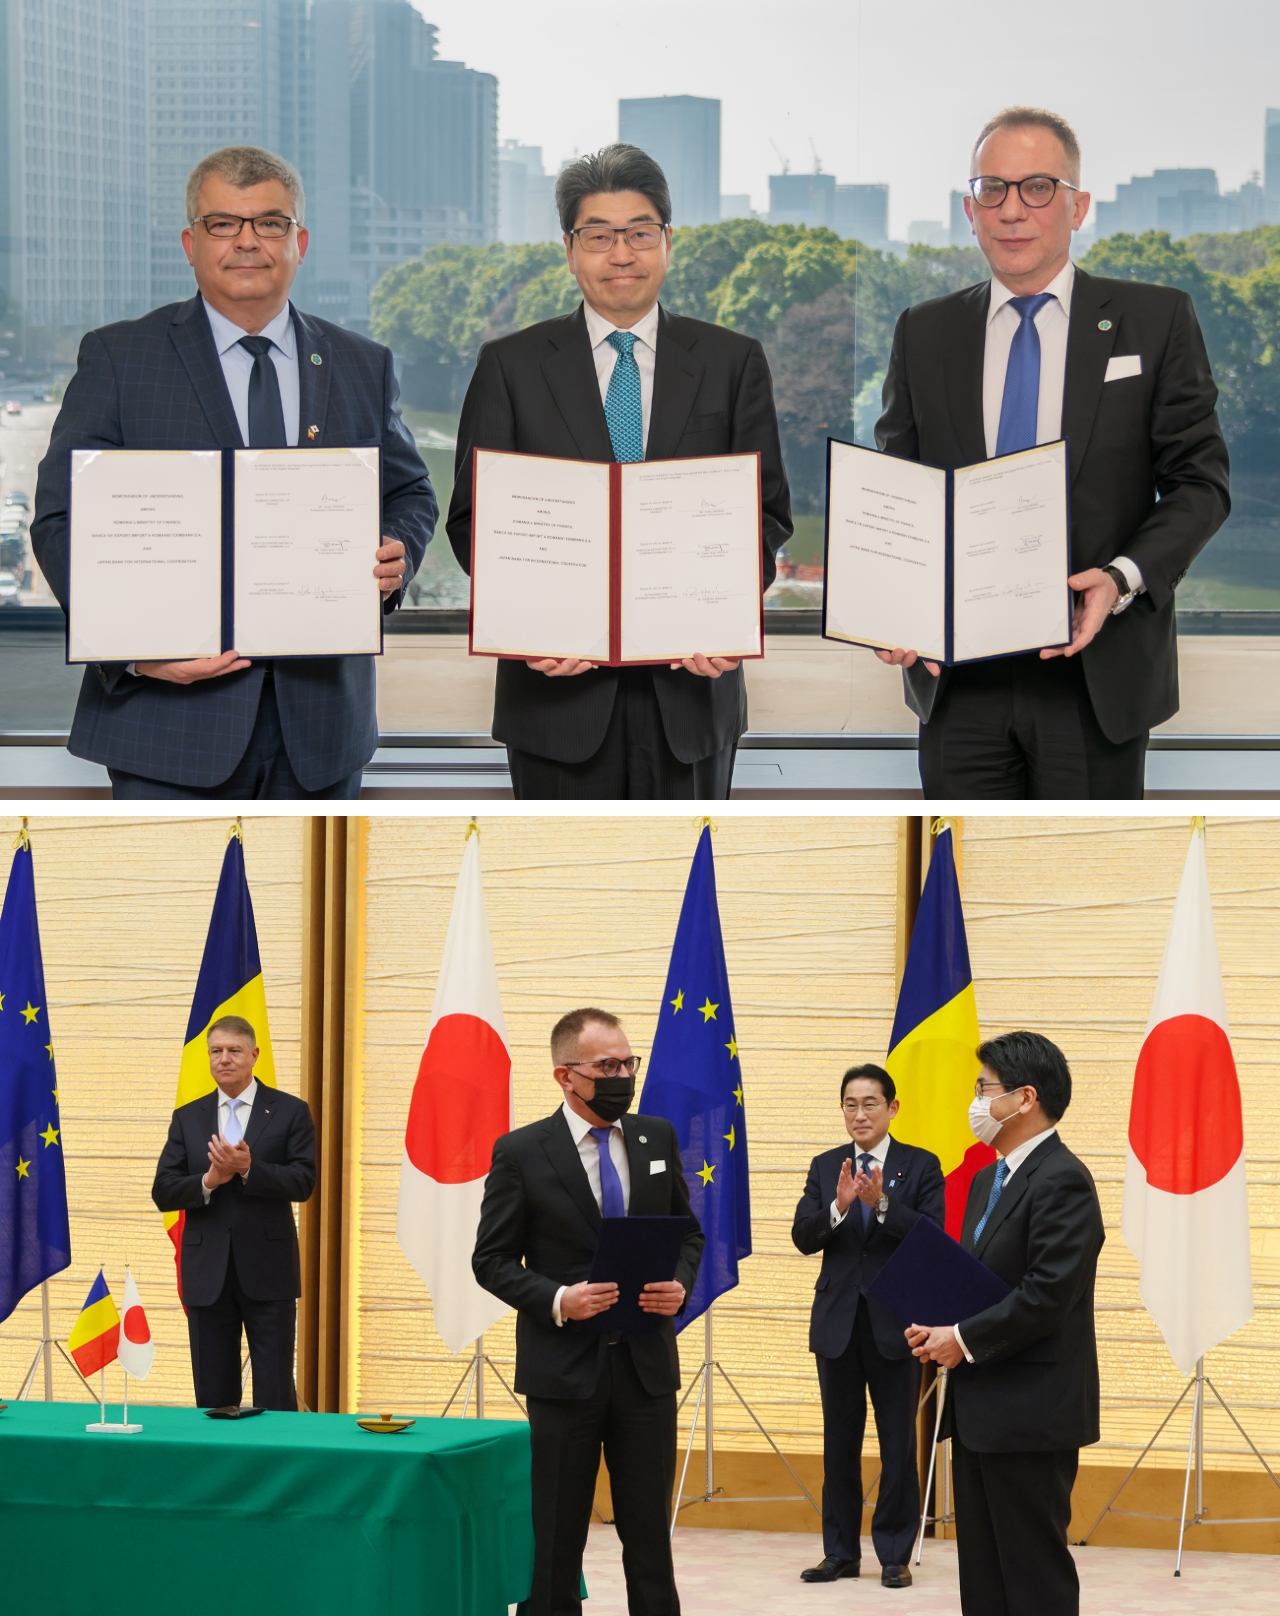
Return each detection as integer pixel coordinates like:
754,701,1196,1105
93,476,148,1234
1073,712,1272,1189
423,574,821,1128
585,1076,634,1123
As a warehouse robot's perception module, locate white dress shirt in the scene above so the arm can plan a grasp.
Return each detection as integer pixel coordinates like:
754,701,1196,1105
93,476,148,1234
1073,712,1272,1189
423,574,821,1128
830,1129,891,1228
552,1099,631,1327
202,296,301,448
983,263,1143,600
953,1126,1058,1363
201,1078,258,1201
582,300,660,454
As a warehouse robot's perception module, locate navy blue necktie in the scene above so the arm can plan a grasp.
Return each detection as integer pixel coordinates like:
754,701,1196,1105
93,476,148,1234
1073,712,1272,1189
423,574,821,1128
589,1125,626,1218
858,1152,874,1232
995,293,1054,456
972,1159,1009,1245
239,334,287,448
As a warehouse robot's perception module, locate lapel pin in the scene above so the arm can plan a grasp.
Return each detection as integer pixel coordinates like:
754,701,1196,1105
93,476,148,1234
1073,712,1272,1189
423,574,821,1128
1098,319,1112,331
639,1135,647,1144
307,424,319,439
310,353,323,365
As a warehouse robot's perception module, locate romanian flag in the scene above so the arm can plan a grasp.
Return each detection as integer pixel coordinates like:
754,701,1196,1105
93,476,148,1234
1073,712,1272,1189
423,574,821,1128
68,1268,120,1377
885,824,992,1238
163,827,276,1293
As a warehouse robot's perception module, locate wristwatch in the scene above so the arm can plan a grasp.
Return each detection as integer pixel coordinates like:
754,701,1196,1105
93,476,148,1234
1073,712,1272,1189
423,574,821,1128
1103,564,1136,615
876,1194,889,1215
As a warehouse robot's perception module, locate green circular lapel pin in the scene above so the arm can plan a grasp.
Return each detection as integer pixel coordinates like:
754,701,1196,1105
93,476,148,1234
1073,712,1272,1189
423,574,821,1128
310,352,323,365
1098,320,1112,331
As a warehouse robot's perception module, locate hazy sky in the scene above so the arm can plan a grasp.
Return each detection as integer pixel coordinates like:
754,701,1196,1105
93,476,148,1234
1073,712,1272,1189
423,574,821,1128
412,0,1280,238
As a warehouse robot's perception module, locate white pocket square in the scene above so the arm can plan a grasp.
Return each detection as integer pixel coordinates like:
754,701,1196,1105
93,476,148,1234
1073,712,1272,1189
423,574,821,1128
1105,354,1142,382
650,1159,667,1175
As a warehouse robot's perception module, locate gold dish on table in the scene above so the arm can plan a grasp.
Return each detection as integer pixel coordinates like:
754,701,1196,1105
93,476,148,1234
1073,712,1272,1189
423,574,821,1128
356,1411,415,1434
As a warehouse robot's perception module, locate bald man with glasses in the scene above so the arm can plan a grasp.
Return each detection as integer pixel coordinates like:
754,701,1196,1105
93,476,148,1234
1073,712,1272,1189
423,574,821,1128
874,106,1229,800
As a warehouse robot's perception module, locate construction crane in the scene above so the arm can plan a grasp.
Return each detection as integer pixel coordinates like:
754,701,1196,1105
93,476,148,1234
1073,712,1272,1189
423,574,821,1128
768,138,791,175
808,136,823,175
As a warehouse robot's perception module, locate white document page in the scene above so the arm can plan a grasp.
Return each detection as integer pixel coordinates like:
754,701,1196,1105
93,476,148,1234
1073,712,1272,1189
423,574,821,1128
233,448,382,657
470,450,611,660
68,449,222,663
951,441,1070,663
619,455,762,663
823,442,947,660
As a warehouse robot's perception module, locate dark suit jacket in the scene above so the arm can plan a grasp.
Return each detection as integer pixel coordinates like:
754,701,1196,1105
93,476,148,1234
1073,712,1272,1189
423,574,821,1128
472,1108,705,1399
150,1085,316,1307
447,303,793,765
876,268,1231,743
792,1136,946,1361
32,295,437,790
942,1132,1104,1454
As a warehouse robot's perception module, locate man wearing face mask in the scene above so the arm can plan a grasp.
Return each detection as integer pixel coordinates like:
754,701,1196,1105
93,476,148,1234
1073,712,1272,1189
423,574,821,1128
906,1031,1104,1616
472,1007,704,1616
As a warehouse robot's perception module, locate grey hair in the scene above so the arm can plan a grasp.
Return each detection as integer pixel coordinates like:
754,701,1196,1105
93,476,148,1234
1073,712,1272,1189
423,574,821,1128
554,143,671,236
186,146,305,224
971,107,1082,184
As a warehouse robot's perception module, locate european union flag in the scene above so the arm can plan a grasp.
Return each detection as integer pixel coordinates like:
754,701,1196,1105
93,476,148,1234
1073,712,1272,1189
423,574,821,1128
0,834,70,1323
640,826,750,1330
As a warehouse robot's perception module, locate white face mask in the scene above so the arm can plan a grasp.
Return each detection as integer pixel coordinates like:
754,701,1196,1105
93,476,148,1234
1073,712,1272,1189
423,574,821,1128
968,1089,1023,1147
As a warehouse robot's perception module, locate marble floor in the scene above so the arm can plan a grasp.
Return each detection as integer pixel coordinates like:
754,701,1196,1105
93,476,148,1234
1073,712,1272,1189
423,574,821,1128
571,1526,1280,1614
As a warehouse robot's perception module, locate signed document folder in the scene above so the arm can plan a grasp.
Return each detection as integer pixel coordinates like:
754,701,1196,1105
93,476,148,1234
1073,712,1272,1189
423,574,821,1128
865,1214,1012,1329
581,1215,690,1336
468,447,764,665
67,446,383,663
822,437,1071,664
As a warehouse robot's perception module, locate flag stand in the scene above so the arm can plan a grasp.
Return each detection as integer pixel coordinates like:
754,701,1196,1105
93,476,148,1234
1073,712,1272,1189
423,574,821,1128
15,1282,98,1404
669,1305,820,1539
913,1367,954,1565
439,1333,525,1420
86,1362,142,1434
1077,1356,1280,1573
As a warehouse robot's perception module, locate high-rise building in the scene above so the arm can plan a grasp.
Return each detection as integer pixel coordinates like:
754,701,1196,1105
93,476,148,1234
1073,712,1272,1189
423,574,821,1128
498,143,560,245
1266,109,1280,200
618,96,720,226
832,183,888,245
1095,169,1218,238
0,0,150,366
719,194,754,222
949,189,971,248
768,172,835,228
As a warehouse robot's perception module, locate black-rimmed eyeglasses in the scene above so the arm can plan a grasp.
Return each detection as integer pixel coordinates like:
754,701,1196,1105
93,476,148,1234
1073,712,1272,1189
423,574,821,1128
191,213,300,239
568,224,668,253
564,1057,642,1080
968,175,1079,210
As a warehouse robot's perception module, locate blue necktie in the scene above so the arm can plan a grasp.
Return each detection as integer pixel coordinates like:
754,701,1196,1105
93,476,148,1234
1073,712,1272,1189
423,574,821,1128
972,1159,1009,1245
223,1096,244,1147
995,293,1054,457
604,331,644,463
589,1125,626,1218
858,1152,874,1232
239,334,287,448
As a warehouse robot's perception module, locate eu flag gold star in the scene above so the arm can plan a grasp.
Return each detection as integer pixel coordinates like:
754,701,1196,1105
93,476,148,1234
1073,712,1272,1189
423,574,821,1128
15,1157,30,1179
699,998,719,1022
725,1035,738,1061
0,989,5,1011
697,1160,715,1186
723,1124,736,1151
46,1043,54,1061
733,1083,744,1107
51,1087,59,1107
22,1001,40,1025
670,989,685,1014
40,1124,59,1148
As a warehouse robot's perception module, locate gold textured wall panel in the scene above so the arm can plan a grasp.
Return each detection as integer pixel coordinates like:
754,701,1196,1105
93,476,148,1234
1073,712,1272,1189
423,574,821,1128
0,815,303,1408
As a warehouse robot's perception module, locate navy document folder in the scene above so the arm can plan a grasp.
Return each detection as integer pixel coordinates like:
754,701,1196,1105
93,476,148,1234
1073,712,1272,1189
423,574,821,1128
866,1213,1012,1328
581,1215,689,1335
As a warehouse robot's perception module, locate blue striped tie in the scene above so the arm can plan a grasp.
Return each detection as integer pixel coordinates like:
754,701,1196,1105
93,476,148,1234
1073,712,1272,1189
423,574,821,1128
858,1152,874,1232
604,331,644,462
972,1159,1009,1245
995,293,1054,456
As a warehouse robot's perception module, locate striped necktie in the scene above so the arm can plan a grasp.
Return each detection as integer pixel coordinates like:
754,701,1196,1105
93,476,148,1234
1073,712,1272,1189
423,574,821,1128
858,1153,874,1232
972,1158,1009,1245
604,331,644,462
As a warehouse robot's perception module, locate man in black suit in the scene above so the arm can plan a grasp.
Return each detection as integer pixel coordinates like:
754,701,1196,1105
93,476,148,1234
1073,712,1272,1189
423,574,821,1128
908,1032,1104,1616
447,143,792,800
152,1015,316,1411
792,1064,946,1589
472,1008,704,1616
875,107,1230,799
33,144,436,799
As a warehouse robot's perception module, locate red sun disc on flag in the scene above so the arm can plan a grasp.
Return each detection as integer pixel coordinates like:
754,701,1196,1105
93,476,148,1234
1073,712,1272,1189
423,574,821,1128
405,1013,510,1184
123,1305,150,1345
1129,1013,1243,1195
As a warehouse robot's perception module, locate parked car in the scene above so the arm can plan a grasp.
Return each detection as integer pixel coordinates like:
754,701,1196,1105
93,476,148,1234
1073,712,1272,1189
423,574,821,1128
0,568,20,602
0,513,26,536
3,400,22,415
3,490,29,509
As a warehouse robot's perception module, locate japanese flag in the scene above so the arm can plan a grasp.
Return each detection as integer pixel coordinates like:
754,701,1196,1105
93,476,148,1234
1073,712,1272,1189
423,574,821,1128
396,832,512,1354
117,1267,155,1380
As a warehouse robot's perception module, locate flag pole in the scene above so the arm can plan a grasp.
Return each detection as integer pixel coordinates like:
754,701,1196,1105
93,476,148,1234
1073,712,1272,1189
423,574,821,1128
704,1307,714,1500
40,1280,53,1399
475,1333,484,1418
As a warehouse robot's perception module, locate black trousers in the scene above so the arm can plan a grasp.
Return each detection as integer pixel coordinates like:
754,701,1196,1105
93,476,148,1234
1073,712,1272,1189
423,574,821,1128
918,653,1147,799
186,1247,298,1411
520,1339,679,1616
109,672,364,800
507,669,735,800
951,1435,1080,1616
816,1298,920,1568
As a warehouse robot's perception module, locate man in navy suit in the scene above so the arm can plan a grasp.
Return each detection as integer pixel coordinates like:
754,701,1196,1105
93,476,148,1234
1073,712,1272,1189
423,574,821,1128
33,145,436,799
792,1063,946,1589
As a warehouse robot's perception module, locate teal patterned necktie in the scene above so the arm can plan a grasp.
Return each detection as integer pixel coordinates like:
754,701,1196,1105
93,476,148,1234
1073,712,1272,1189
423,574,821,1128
604,330,644,462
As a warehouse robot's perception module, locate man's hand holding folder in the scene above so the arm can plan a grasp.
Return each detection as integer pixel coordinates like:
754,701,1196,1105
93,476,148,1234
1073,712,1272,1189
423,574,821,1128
905,1323,965,1368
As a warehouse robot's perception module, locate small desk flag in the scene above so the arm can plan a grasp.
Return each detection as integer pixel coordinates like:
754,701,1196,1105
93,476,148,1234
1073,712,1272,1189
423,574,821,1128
640,826,750,1331
118,1267,155,1380
68,1268,120,1377
0,832,71,1323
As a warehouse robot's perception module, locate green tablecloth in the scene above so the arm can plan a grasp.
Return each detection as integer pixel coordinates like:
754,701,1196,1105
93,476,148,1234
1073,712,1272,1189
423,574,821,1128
0,1402,534,1616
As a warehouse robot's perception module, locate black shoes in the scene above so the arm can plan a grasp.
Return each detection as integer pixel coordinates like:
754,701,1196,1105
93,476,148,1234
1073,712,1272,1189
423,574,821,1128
881,1564,913,1588
800,1556,860,1582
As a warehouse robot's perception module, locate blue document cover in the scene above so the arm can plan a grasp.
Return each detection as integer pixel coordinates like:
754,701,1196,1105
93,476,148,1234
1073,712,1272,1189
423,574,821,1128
865,1214,1012,1328
581,1215,689,1335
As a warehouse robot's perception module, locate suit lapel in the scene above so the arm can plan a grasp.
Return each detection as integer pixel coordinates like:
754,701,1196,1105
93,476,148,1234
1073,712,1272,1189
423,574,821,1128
292,306,332,445
243,1084,276,1151
972,1133,1062,1258
646,310,704,461
168,295,244,448
620,1113,655,1214
541,1109,602,1232
882,1137,909,1195
1062,268,1119,486
540,307,615,463
948,280,990,465
197,1089,220,1144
